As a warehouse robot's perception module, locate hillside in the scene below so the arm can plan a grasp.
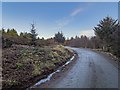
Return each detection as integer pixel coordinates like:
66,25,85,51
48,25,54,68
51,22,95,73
2,45,74,89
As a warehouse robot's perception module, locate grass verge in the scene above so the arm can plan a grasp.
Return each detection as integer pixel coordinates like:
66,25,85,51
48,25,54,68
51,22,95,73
2,45,74,89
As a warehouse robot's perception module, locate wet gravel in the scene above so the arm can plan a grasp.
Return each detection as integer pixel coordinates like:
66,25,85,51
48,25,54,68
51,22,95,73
33,47,118,88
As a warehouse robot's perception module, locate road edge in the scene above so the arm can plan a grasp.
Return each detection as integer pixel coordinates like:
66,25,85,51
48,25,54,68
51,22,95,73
29,48,78,88
92,49,119,70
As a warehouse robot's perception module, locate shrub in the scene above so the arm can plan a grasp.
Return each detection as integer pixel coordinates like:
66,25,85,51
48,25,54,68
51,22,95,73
16,63,24,69
2,37,13,48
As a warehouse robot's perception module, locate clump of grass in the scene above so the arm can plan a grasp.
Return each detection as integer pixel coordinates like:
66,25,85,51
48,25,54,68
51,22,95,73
16,63,24,69
44,61,55,68
5,79,18,86
32,65,42,76
52,45,65,52
52,52,59,57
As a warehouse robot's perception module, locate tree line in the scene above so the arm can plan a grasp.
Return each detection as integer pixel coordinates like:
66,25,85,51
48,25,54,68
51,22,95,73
1,16,120,58
64,35,101,49
1,24,65,48
65,16,120,58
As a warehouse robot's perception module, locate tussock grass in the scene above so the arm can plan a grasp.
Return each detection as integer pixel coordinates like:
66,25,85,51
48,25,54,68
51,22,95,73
2,45,73,88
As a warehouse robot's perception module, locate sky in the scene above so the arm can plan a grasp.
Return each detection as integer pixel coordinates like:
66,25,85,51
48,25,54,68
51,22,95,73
1,0,119,2
2,2,118,39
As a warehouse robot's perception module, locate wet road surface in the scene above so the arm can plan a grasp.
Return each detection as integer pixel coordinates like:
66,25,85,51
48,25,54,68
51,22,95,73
33,47,118,88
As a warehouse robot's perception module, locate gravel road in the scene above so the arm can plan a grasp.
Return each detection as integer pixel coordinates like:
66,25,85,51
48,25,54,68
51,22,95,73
32,47,118,88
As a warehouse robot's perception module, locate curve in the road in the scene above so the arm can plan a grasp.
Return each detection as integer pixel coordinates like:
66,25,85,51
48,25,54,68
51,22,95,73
32,47,118,88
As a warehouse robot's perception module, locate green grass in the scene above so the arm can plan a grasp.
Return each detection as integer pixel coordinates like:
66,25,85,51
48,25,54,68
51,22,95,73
16,63,24,69
5,79,18,86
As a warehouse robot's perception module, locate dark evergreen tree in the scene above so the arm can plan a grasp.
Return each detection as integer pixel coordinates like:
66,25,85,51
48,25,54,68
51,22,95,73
54,31,65,43
2,28,6,34
30,23,38,46
20,32,24,37
93,16,118,51
6,28,18,36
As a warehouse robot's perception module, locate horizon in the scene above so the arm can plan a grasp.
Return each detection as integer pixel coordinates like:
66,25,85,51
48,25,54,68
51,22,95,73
2,2,118,39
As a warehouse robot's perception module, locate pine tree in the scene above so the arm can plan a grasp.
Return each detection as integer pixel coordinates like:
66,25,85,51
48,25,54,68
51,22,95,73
93,16,118,51
54,31,65,43
30,23,38,46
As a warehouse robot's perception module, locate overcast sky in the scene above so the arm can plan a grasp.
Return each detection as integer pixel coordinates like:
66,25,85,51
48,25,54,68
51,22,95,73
2,2,118,39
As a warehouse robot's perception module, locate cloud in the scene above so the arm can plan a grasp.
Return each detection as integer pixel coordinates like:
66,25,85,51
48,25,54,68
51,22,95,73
80,29,95,37
70,8,83,17
55,7,83,30
56,17,73,30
